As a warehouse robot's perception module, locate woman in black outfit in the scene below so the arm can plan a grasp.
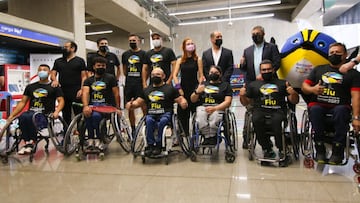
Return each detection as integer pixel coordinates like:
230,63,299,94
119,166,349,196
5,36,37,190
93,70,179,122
173,38,204,137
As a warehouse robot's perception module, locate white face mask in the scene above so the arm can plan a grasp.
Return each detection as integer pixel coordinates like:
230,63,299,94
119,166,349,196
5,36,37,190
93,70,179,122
152,39,161,48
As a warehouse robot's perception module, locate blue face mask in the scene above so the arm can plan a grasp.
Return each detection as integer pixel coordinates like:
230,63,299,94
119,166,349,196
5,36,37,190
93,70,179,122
38,70,49,80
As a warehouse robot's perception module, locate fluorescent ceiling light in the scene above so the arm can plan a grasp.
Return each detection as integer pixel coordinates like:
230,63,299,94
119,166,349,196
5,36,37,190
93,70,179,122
85,22,91,25
169,0,280,16
85,30,113,36
178,13,274,26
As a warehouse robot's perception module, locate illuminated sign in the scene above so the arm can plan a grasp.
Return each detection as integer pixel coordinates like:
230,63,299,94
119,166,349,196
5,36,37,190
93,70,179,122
0,23,60,46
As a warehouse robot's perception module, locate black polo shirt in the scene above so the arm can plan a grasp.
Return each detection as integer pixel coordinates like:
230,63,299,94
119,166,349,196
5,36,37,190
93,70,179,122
87,51,120,76
52,56,86,88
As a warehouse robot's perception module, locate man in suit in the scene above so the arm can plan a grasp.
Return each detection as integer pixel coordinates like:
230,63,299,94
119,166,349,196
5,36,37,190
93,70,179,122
240,25,280,83
202,31,234,83
240,25,281,149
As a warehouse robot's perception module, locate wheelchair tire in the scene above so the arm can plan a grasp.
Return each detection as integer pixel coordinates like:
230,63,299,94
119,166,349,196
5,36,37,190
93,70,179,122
112,114,132,153
246,113,256,161
132,116,146,155
48,116,68,154
173,114,192,156
63,114,84,156
288,111,300,160
225,152,236,163
300,110,313,157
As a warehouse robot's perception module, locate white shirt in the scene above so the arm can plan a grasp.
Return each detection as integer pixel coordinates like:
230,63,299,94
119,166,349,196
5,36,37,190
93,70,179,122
212,47,222,66
253,42,264,77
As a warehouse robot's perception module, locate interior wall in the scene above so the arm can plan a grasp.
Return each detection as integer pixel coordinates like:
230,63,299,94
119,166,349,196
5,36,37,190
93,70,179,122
8,0,73,32
171,15,325,64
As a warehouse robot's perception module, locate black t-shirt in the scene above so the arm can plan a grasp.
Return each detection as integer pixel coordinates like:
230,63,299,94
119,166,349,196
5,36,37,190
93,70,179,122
121,49,146,83
87,52,120,76
198,81,233,106
52,56,86,88
140,84,179,115
24,82,64,115
246,79,288,110
304,64,360,106
144,47,176,81
83,73,118,106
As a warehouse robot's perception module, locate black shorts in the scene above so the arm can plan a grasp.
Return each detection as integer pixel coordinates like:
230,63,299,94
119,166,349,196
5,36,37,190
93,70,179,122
124,81,143,102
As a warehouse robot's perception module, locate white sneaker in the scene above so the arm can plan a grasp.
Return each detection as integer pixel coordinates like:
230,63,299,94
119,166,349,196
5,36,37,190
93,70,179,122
18,141,34,155
87,139,94,147
95,139,103,150
39,128,49,137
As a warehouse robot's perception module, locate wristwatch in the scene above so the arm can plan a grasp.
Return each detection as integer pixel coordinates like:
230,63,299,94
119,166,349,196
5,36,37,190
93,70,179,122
351,58,359,65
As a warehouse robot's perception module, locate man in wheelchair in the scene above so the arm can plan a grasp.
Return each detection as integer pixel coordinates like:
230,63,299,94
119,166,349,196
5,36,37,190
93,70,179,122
302,42,360,164
125,68,187,156
240,60,299,158
190,65,233,145
82,57,122,151
6,64,64,155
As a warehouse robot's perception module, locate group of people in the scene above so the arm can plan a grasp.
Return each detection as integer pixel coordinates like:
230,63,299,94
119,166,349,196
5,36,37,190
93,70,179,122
4,25,360,166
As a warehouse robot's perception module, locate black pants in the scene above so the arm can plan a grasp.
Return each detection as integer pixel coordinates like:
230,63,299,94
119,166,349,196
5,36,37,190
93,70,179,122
252,109,285,150
62,87,82,125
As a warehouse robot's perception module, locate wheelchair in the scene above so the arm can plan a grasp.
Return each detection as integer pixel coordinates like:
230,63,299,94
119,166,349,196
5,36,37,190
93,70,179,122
131,113,191,165
245,108,299,167
0,112,68,163
189,108,238,163
63,109,132,161
300,109,360,173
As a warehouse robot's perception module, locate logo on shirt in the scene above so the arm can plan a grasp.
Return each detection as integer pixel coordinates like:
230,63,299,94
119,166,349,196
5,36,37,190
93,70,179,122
204,85,219,94
91,81,106,91
321,72,343,84
128,55,140,65
148,91,165,102
260,84,279,95
150,54,163,63
33,88,48,98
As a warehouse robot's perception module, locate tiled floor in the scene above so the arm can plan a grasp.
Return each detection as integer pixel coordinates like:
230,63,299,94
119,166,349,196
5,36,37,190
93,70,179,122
1,96,360,203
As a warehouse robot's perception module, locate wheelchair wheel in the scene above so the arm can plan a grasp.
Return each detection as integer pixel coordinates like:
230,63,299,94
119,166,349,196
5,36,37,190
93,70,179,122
0,117,20,158
63,114,85,156
131,116,146,156
48,115,68,154
288,110,300,160
228,111,238,152
173,114,192,156
99,118,113,144
246,113,255,161
112,113,132,153
300,110,313,157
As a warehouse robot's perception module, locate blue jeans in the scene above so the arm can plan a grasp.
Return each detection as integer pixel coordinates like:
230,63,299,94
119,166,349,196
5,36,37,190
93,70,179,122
18,111,47,142
145,112,172,146
85,111,103,140
309,105,351,145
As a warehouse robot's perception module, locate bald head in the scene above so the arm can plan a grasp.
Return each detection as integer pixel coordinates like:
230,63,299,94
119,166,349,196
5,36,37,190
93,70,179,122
151,68,165,79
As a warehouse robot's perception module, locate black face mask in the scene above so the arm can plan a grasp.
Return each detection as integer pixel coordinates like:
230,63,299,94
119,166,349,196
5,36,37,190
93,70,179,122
215,39,222,47
328,54,343,66
252,34,264,44
129,42,137,50
99,46,109,53
62,48,70,58
262,72,273,81
209,73,220,81
151,76,162,85
95,68,106,75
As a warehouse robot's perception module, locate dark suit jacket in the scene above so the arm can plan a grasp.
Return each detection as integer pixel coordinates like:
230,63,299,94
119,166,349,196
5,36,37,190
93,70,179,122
202,47,234,83
241,42,280,83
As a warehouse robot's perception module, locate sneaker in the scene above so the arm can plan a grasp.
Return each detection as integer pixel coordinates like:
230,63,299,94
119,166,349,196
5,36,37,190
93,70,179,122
94,139,103,150
263,149,276,159
38,128,49,137
144,146,153,156
152,145,162,155
328,143,344,165
315,142,326,163
18,141,34,155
